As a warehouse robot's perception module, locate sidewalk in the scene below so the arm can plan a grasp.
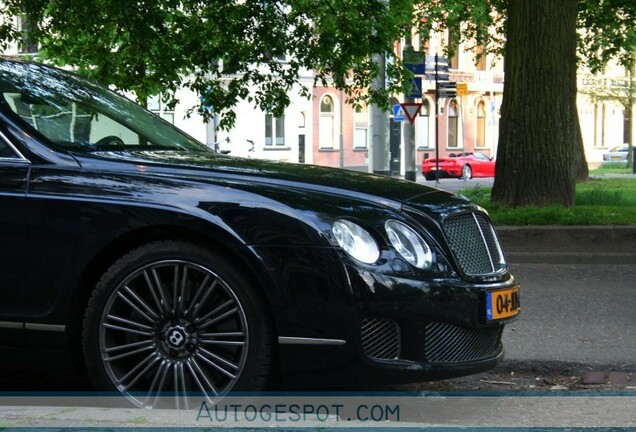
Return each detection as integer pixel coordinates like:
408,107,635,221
497,225,636,264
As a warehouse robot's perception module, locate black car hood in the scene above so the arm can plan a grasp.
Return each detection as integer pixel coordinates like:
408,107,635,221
73,150,459,210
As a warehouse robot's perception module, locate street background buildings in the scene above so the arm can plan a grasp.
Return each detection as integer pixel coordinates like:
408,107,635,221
2,19,632,173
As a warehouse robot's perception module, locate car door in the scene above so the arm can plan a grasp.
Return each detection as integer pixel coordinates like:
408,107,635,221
472,152,495,177
0,129,29,321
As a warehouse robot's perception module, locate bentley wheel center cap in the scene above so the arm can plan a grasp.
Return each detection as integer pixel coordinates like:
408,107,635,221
165,326,189,350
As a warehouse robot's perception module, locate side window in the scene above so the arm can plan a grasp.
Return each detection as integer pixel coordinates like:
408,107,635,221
0,139,19,159
2,92,143,148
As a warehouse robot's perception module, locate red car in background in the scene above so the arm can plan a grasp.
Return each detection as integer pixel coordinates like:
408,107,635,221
422,151,496,180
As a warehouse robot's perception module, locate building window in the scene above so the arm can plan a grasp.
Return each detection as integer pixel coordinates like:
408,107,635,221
17,15,38,54
320,95,336,149
447,99,459,148
476,100,486,147
148,95,174,124
265,114,285,146
354,104,369,149
417,99,430,148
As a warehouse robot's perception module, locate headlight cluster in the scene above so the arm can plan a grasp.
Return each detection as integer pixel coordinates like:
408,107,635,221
385,220,433,269
332,219,433,269
332,220,380,264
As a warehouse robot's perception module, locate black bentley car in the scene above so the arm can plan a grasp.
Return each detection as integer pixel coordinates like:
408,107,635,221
0,58,520,408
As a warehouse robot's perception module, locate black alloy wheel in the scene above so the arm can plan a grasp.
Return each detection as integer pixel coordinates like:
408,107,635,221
83,241,274,409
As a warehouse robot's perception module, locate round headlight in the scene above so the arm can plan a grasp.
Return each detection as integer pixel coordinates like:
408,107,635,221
385,220,433,269
332,219,380,264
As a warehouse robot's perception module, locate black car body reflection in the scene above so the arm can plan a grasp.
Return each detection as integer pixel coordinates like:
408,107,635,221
0,58,520,408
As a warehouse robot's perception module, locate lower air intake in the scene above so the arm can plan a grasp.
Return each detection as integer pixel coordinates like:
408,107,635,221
360,318,401,360
425,322,503,363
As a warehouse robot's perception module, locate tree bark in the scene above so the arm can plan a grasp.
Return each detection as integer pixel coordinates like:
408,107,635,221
492,0,579,207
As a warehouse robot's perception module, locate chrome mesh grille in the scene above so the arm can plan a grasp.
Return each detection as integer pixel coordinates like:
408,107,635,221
443,212,505,276
360,318,401,360
425,322,503,363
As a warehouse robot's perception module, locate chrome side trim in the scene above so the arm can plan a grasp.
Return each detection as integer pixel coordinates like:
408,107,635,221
0,129,29,162
24,323,66,332
0,321,22,329
278,336,346,346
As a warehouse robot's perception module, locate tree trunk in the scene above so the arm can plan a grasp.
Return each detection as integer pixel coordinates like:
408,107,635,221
492,0,579,207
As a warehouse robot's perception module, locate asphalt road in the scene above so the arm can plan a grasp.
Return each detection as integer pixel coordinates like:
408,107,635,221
503,262,636,366
418,175,494,192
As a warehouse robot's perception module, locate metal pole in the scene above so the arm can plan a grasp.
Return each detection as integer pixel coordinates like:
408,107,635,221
435,54,440,183
339,88,344,168
370,53,389,176
403,32,417,182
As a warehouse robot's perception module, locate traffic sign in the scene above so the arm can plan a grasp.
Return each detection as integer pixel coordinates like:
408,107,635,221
456,83,468,96
405,77,422,98
433,72,450,82
393,104,405,122
400,103,422,124
404,51,425,75
437,90,457,98
438,81,457,89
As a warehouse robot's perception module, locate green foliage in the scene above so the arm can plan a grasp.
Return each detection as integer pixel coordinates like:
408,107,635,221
460,178,636,225
0,0,415,129
414,0,506,62
578,0,636,73
0,0,634,134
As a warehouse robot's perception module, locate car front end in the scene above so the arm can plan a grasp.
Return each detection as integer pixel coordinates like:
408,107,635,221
252,184,520,387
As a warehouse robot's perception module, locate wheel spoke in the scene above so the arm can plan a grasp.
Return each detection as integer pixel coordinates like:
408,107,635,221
173,361,188,410
144,360,171,408
117,289,156,323
172,264,180,315
103,322,153,337
144,268,171,316
105,343,155,362
197,304,239,330
184,275,211,316
107,314,154,331
200,331,245,338
187,280,218,320
200,339,245,346
177,265,189,315
105,339,154,354
122,285,160,320
196,348,238,379
186,358,218,403
118,353,160,391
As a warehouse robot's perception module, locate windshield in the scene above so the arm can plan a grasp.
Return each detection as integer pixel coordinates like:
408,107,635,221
0,59,210,153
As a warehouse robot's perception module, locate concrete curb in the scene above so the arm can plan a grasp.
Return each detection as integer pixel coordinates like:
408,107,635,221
497,225,636,264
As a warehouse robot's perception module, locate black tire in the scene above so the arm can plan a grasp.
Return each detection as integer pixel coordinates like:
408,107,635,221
83,240,274,408
461,164,473,179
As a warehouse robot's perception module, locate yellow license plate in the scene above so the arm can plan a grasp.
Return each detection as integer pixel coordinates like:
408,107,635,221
486,287,520,320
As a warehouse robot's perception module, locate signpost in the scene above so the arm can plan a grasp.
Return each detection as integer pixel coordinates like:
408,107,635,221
402,46,424,182
437,82,457,99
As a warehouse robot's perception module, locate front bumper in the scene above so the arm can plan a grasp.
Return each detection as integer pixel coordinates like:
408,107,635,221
273,249,519,388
